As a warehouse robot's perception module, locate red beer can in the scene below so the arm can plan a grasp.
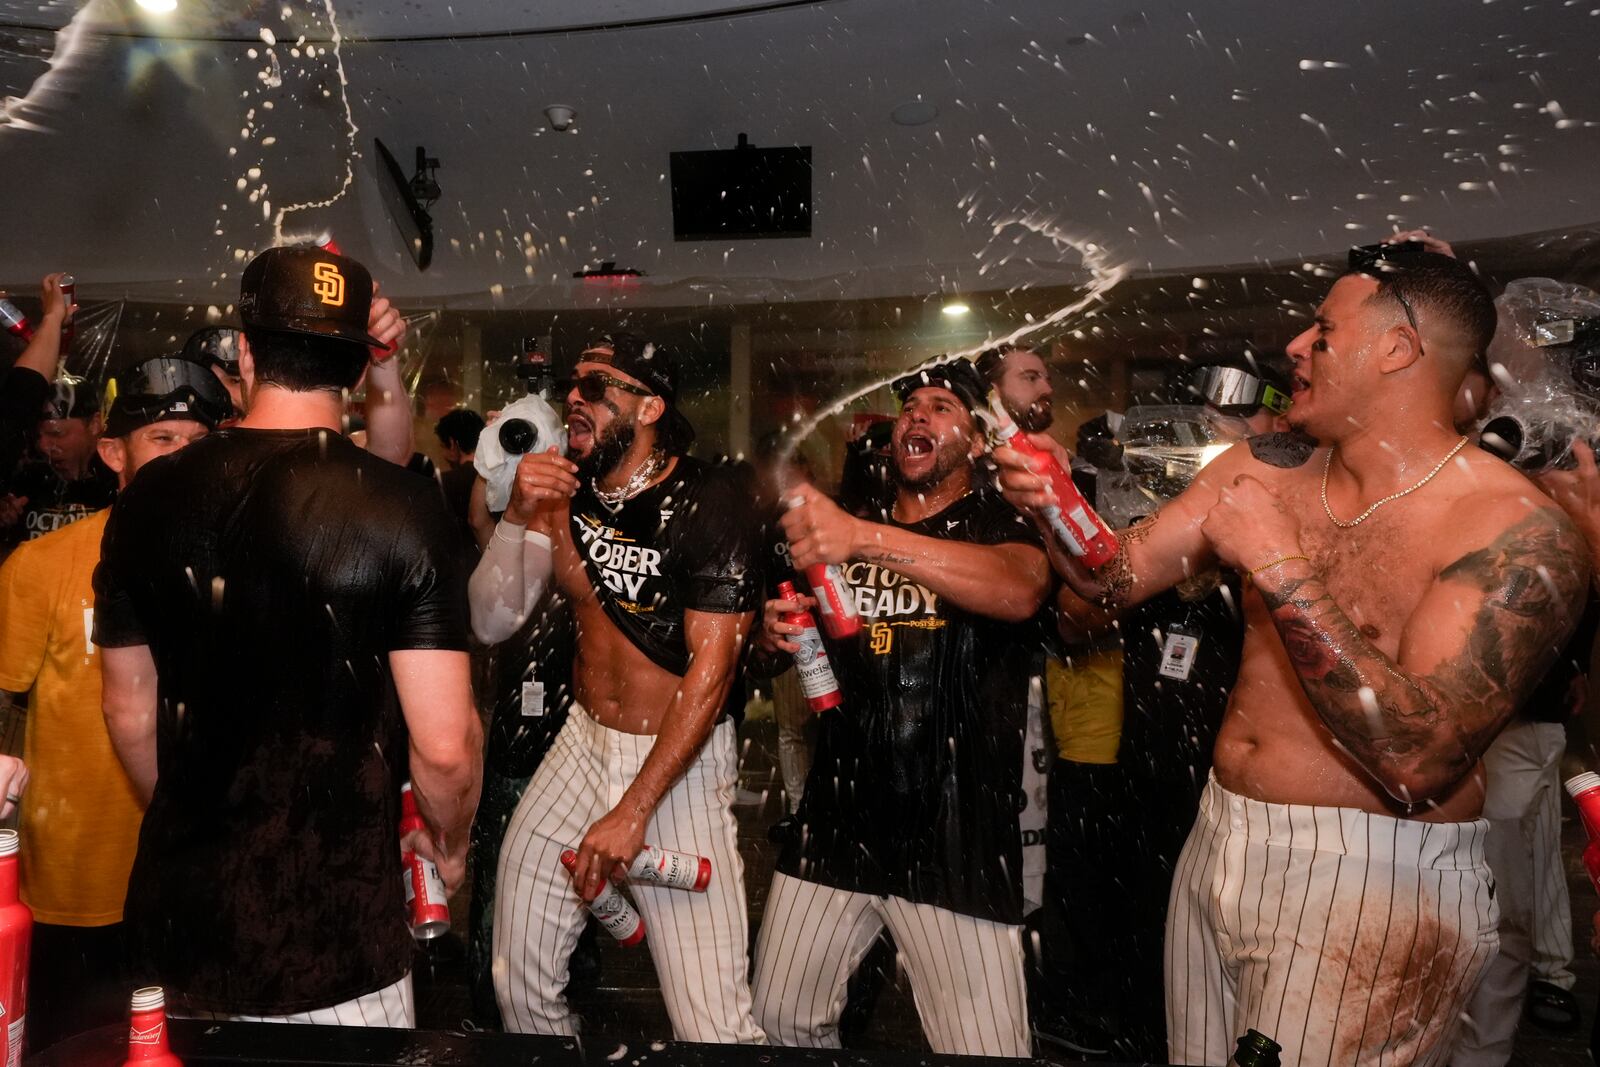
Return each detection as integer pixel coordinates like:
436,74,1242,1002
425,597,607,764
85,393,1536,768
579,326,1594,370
122,987,182,1066
0,830,29,1067
399,783,450,940
560,849,645,946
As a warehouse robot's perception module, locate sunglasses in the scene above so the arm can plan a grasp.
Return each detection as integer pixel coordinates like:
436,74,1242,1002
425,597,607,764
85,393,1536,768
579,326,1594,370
1190,365,1292,416
1347,242,1427,357
559,372,654,403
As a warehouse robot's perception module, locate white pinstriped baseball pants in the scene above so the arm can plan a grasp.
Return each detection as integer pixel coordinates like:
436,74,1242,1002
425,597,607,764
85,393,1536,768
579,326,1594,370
179,974,413,1026
1167,774,1499,1067
751,872,1030,1057
492,705,764,1043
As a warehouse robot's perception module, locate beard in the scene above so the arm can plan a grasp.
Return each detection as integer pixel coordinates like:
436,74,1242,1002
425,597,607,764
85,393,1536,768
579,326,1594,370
576,419,636,481
1016,400,1054,433
894,436,970,491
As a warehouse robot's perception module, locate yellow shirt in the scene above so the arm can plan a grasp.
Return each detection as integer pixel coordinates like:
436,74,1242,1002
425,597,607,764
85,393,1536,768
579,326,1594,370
0,509,143,925
1046,648,1125,765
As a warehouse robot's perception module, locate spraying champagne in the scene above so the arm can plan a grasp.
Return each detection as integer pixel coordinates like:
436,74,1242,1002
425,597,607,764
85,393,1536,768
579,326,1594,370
985,392,1119,567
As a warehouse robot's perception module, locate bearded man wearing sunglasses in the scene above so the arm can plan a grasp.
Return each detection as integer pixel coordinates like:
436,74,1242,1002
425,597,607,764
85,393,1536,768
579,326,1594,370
474,333,765,1044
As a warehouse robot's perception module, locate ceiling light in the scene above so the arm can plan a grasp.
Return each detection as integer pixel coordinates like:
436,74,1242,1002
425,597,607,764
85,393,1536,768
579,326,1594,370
941,302,970,317
137,0,178,12
890,98,939,127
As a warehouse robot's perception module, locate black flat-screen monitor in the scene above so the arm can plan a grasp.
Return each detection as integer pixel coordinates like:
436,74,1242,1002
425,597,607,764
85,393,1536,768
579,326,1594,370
670,137,811,241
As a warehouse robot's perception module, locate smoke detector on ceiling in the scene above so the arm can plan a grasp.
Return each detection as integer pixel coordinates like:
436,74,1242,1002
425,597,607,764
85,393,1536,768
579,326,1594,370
544,105,576,132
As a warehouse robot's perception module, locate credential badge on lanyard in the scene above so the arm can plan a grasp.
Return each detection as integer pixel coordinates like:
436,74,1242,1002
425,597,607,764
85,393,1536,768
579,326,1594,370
1158,621,1202,681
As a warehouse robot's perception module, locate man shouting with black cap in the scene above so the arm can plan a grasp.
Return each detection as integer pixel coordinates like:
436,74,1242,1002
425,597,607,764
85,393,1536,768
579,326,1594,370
750,357,1050,1057
473,333,764,1042
95,246,482,1026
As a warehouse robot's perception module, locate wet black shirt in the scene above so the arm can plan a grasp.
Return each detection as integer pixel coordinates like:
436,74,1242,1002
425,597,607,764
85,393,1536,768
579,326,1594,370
4,458,116,545
93,427,468,1015
778,488,1044,924
568,456,759,676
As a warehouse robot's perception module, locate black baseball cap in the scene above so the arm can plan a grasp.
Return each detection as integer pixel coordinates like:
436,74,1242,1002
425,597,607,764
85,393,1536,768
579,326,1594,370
578,331,696,452
892,357,989,412
102,356,234,437
181,326,241,373
238,247,382,347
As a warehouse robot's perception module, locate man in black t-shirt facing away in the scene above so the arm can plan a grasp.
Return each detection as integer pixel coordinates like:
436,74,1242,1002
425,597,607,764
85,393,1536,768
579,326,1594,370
94,246,482,1026
751,358,1051,1058
472,333,764,1042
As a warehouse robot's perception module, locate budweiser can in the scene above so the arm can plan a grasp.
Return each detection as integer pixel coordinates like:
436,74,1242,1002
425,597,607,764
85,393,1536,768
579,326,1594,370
58,274,75,350
627,845,712,892
777,579,843,713
0,299,33,343
0,831,27,1067
804,562,861,639
122,987,182,1066
560,849,645,946
399,783,450,940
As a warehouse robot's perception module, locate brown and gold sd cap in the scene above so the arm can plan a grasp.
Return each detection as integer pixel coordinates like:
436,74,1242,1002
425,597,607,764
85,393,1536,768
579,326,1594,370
238,247,382,347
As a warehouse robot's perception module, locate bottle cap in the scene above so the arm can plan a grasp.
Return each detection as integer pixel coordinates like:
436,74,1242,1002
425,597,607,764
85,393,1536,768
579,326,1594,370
0,829,18,857
131,986,166,1012
1566,771,1600,799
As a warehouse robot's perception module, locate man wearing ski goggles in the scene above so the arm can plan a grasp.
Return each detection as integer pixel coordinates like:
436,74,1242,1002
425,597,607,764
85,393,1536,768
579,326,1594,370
1187,363,1292,419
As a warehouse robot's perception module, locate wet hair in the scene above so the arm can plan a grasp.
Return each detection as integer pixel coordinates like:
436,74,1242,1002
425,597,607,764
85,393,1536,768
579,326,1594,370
974,342,1041,386
435,408,486,452
243,328,366,394
1354,252,1496,368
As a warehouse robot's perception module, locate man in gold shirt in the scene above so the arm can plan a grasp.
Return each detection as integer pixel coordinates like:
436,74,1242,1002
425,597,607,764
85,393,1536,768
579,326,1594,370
0,355,232,1051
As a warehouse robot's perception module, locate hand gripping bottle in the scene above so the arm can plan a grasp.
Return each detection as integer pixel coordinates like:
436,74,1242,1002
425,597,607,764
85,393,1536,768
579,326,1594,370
399,783,451,940
122,987,182,1067
627,845,712,892
803,563,860,639
985,392,1119,567
560,850,645,946
1566,772,1600,894
777,580,844,713
0,831,29,1067
0,299,33,343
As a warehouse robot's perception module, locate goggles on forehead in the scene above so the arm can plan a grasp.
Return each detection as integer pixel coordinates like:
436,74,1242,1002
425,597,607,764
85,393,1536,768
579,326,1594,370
103,357,235,430
1189,365,1291,416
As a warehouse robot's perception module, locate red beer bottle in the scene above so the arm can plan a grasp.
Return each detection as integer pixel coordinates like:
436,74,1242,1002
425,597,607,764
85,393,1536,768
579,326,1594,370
399,783,450,940
122,987,182,1066
0,830,29,1065
559,850,646,946
1566,772,1600,894
777,580,844,713
58,274,75,351
627,845,713,892
803,563,861,639
0,299,33,343
985,394,1119,567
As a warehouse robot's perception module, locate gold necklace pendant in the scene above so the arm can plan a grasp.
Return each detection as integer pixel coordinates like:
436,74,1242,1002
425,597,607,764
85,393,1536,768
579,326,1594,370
1320,436,1469,529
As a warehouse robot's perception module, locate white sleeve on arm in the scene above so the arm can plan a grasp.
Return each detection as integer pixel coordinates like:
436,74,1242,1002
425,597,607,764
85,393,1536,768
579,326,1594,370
467,519,554,644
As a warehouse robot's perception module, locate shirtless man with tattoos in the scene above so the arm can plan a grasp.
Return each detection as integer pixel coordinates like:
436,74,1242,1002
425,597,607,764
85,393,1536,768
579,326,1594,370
994,250,1590,1067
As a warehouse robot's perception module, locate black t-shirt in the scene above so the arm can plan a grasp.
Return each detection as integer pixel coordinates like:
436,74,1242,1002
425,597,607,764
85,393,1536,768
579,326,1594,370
778,488,1044,925
568,456,759,677
93,427,468,1015
5,458,116,544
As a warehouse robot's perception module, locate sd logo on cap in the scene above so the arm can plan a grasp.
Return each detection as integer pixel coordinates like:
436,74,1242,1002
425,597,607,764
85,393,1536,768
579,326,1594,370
238,246,382,347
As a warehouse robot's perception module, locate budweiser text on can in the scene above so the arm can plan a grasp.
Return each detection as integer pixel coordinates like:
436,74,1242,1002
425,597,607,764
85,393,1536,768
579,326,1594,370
777,580,843,713
560,849,645,946
399,783,450,940
122,987,182,1066
628,845,712,892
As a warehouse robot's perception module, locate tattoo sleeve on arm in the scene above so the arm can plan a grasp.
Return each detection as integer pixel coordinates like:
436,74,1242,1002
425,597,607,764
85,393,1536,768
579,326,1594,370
1256,510,1590,804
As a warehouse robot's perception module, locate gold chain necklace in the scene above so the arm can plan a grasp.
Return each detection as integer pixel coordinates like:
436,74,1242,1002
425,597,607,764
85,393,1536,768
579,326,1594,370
1320,436,1469,529
594,449,667,508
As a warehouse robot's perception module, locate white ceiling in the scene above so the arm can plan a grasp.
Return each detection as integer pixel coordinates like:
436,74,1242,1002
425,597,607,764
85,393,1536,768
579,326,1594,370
1,0,1597,308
